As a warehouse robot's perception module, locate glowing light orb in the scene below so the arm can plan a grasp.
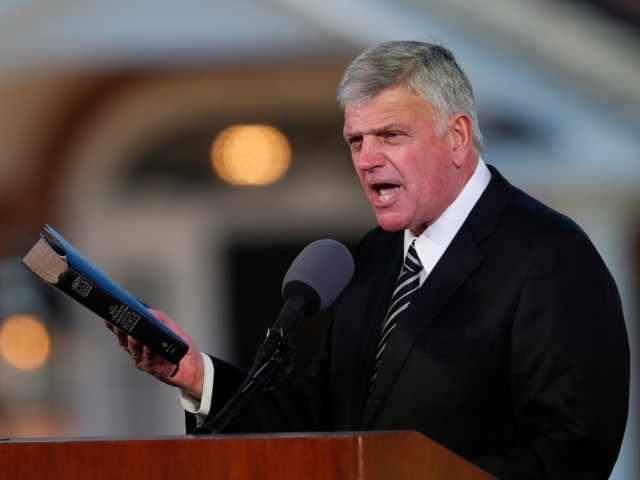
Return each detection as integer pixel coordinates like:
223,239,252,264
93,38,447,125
212,124,291,186
0,314,51,371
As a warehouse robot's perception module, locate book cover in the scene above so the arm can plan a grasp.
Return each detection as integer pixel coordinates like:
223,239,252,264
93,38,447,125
21,225,189,365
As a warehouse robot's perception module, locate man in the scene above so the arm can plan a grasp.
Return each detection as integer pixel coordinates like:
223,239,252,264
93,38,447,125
109,41,630,479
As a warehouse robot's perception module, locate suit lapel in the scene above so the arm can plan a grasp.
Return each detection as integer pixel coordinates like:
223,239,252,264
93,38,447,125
334,231,403,429
359,166,515,429
360,225,486,428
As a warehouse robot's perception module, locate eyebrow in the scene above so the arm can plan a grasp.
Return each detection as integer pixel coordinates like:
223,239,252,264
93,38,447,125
343,123,401,141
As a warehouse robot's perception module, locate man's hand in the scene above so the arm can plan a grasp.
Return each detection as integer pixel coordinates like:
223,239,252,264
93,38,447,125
105,309,205,401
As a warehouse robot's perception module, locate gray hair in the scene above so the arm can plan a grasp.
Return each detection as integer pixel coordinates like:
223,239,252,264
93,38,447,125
337,40,484,152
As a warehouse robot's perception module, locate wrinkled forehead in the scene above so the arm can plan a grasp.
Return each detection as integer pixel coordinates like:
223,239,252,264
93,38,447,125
342,87,438,131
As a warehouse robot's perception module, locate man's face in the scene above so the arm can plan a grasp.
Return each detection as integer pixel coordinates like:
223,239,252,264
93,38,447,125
343,86,464,235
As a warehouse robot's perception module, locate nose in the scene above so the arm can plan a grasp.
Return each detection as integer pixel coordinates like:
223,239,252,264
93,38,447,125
355,137,384,171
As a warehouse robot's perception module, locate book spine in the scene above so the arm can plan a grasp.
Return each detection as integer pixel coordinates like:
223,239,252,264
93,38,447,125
56,268,188,365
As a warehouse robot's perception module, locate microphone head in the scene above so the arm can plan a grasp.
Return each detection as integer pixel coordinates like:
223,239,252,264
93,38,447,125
282,239,354,314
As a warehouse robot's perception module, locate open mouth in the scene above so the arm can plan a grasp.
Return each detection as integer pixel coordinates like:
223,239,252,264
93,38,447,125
373,183,400,203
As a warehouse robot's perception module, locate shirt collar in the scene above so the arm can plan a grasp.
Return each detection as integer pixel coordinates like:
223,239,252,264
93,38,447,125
404,158,491,274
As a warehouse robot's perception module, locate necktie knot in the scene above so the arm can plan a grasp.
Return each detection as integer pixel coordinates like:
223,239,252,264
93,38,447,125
403,240,423,273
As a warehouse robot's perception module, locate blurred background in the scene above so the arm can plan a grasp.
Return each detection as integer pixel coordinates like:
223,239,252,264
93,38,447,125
0,0,637,477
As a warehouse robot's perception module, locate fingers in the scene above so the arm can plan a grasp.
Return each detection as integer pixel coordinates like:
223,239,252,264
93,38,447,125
123,337,145,368
105,311,200,391
119,334,172,380
114,327,132,352
109,324,145,363
129,338,144,362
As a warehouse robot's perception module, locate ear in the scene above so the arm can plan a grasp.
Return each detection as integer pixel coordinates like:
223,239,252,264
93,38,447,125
449,113,473,167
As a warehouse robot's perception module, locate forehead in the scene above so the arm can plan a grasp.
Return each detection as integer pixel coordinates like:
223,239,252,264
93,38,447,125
343,87,436,133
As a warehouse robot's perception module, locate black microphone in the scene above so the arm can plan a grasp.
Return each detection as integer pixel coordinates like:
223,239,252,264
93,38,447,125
195,239,353,434
252,239,354,368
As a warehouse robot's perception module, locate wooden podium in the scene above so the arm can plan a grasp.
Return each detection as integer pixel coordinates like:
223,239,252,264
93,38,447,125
0,431,494,479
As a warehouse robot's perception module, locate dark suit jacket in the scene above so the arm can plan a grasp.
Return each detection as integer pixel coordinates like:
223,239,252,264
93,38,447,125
191,167,630,480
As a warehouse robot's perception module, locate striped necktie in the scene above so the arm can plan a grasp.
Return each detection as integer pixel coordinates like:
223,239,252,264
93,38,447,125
367,239,423,400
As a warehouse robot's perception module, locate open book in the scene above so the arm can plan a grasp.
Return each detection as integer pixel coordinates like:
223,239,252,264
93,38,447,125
21,225,189,365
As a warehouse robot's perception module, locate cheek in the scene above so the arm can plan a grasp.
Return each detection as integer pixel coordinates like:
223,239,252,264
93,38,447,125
408,163,437,194
406,162,449,206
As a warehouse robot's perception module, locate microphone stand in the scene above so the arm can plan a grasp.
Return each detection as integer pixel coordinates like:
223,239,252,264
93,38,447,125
193,298,304,434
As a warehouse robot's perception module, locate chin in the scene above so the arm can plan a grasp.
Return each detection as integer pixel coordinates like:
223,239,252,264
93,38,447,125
376,217,408,233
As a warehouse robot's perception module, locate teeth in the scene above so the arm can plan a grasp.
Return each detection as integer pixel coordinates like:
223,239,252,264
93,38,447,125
377,186,399,203
380,193,394,202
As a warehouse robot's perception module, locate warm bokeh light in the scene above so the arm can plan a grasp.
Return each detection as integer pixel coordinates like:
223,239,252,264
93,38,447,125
0,313,51,371
211,124,291,186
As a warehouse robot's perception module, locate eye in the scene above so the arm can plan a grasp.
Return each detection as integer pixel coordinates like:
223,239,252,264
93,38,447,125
347,135,362,148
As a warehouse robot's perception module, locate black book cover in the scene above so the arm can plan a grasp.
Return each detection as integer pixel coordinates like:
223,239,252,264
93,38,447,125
21,226,189,365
